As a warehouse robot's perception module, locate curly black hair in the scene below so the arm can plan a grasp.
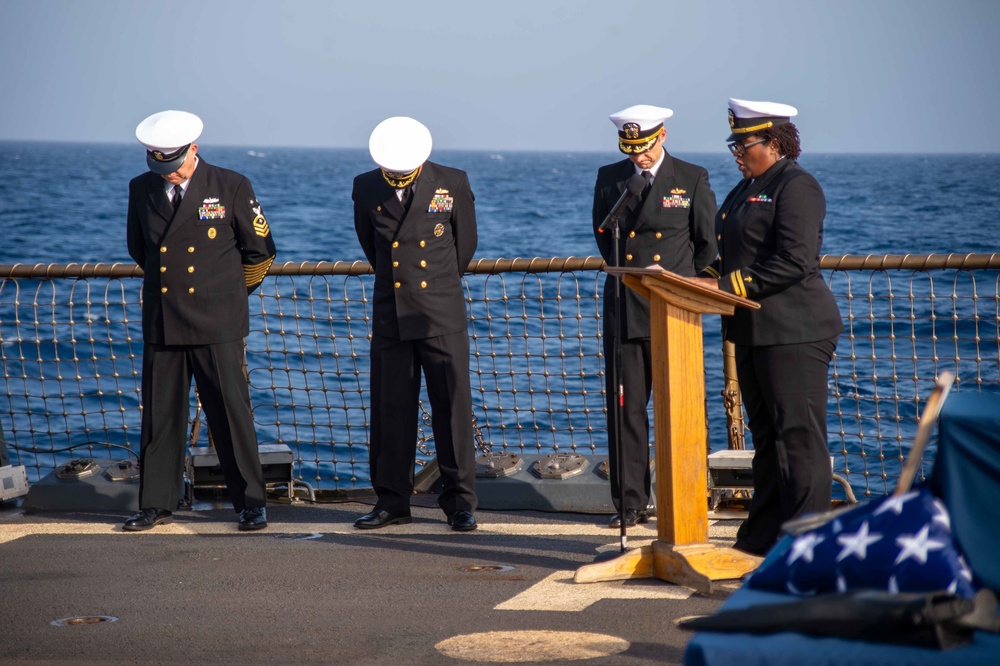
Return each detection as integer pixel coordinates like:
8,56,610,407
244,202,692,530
758,122,801,161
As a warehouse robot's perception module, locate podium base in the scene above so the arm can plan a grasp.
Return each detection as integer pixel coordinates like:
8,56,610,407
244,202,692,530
574,540,762,595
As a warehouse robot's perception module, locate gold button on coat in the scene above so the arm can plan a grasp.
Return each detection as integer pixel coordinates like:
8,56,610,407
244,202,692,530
653,254,661,262
160,287,168,293
420,281,427,288
655,232,662,239
160,246,167,253
187,266,194,273
419,240,426,247
394,281,401,288
188,288,195,294
392,241,399,248
392,261,399,268
159,266,166,272
626,254,633,261
188,246,195,253
419,260,427,268
629,231,635,238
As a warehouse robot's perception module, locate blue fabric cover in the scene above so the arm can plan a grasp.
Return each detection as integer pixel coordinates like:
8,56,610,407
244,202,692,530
932,391,1000,591
684,587,1000,666
747,486,976,598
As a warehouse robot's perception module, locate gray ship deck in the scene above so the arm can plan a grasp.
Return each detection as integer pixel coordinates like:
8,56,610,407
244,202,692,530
0,498,743,665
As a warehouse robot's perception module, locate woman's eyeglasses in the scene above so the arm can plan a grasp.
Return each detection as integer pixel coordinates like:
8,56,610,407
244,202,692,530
727,138,767,156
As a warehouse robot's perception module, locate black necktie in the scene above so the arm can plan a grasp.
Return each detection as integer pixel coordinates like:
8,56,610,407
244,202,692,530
401,186,413,211
171,185,183,213
640,170,653,200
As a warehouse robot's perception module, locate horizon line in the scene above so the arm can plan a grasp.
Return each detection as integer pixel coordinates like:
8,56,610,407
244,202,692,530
1,138,998,157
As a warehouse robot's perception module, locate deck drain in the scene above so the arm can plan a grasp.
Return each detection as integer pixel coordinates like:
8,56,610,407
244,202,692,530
436,630,629,662
273,533,324,540
461,564,515,573
51,616,118,627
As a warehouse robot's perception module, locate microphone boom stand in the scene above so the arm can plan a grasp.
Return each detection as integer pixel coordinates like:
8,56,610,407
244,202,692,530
610,209,628,554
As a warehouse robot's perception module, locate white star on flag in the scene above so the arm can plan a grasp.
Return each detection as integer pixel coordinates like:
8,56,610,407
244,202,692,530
894,525,948,565
931,498,951,530
958,556,973,581
787,532,825,564
835,520,883,562
872,489,919,517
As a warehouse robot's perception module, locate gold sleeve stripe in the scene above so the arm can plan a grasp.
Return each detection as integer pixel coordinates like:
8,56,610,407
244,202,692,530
253,215,270,238
730,271,748,298
703,266,721,278
243,256,274,285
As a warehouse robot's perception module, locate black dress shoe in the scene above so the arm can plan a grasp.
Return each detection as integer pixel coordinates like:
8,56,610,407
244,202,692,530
447,511,478,532
607,509,649,529
238,507,267,531
354,509,411,529
123,508,173,532
733,539,768,557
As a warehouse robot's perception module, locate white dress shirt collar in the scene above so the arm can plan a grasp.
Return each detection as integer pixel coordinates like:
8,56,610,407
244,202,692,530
162,156,199,197
633,151,666,180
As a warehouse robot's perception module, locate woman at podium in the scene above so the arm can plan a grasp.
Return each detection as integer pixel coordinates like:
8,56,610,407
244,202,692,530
694,99,844,556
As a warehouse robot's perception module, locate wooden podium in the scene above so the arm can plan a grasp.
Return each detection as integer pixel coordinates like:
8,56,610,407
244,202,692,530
575,267,762,594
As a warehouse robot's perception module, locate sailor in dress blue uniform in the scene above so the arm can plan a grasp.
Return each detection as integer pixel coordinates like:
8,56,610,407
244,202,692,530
593,105,718,527
352,117,479,532
124,110,276,532
696,99,844,555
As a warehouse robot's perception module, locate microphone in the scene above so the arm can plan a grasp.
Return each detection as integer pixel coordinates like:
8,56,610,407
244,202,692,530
599,173,647,232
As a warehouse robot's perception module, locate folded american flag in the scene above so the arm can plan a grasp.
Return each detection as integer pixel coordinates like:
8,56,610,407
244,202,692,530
748,486,977,598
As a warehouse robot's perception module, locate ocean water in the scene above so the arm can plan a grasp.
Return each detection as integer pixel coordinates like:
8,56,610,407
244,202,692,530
1,142,999,493
3,143,999,264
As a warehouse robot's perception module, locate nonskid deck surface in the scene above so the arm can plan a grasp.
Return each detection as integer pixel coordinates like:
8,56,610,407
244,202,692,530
0,499,743,665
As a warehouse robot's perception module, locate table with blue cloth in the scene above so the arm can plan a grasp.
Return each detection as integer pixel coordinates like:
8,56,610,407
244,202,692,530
684,391,1000,666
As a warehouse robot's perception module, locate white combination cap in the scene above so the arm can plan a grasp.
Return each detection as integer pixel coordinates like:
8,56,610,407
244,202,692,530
135,110,203,174
727,98,798,141
368,116,433,173
608,104,673,154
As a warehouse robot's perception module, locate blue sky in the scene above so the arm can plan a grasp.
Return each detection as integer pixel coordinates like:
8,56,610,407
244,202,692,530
1,0,998,153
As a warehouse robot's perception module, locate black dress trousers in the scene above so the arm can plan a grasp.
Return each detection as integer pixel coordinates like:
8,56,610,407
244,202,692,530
603,334,653,513
139,339,265,512
369,331,477,516
733,336,838,554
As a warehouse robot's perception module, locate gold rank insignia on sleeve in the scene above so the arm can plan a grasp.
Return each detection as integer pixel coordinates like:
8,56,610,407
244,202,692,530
243,256,274,286
253,215,270,238
730,270,748,298
250,199,270,237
